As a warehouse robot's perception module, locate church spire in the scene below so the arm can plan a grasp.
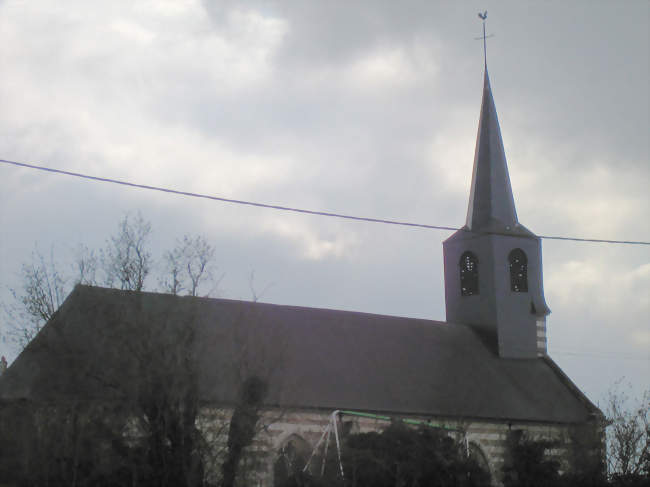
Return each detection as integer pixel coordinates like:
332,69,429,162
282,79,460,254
442,21,549,359
465,68,519,233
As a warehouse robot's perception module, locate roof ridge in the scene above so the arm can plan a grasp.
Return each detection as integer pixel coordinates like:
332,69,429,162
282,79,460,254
74,284,450,326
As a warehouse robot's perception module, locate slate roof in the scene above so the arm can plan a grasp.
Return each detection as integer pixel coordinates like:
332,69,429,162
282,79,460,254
466,70,534,237
0,285,598,424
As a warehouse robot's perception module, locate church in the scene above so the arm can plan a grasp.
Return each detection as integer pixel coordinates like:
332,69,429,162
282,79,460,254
0,65,604,485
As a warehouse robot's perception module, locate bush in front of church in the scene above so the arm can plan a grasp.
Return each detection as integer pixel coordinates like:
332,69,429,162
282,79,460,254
277,421,490,487
342,422,490,487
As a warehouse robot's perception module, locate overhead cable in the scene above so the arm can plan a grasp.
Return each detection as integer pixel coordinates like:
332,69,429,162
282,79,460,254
1,158,648,246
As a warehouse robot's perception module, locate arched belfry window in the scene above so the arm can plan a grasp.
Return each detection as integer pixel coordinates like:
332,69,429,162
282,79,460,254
509,249,528,292
460,252,479,296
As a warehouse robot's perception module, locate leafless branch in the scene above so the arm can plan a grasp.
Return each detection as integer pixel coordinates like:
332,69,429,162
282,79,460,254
102,212,152,292
604,380,649,478
4,246,68,350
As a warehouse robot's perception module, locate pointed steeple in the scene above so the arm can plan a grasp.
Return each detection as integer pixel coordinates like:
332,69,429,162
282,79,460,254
443,22,550,359
465,69,519,233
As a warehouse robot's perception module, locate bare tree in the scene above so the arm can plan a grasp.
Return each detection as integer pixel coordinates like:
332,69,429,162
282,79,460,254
161,244,184,296
119,298,205,487
73,243,99,286
102,213,152,291
4,247,67,349
2,215,229,357
184,235,216,297
220,376,268,487
605,382,649,480
161,235,219,297
248,270,273,303
3,215,154,353
0,293,208,487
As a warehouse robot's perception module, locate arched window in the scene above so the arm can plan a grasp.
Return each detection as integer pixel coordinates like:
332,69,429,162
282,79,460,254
509,249,528,292
468,442,491,482
460,252,479,296
274,434,311,485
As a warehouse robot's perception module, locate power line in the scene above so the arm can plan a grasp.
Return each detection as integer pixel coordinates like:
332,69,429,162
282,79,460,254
552,350,650,361
2,158,649,246
1,158,456,231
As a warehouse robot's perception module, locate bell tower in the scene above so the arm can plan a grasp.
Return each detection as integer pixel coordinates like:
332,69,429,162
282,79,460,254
443,68,550,359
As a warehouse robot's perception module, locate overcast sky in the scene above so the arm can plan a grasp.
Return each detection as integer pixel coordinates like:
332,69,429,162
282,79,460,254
1,0,648,406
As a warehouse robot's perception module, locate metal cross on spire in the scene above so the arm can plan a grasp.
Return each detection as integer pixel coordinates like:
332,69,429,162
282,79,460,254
475,11,494,67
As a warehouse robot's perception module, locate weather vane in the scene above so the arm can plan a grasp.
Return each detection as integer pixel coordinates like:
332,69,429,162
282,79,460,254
475,11,494,67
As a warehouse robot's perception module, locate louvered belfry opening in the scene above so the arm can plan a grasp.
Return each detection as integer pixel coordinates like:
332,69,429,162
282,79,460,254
460,251,479,296
509,248,528,292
